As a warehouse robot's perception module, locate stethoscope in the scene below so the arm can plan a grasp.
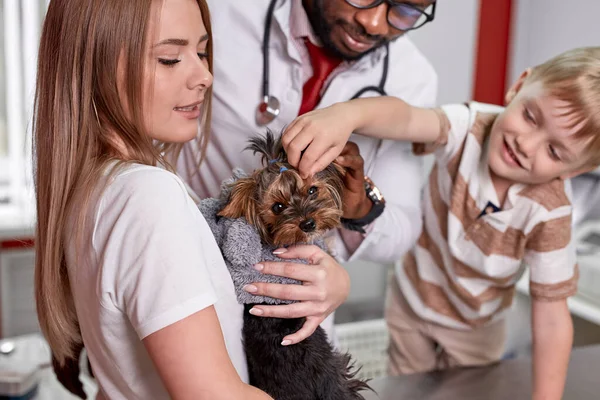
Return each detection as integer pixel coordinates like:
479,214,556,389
256,0,390,126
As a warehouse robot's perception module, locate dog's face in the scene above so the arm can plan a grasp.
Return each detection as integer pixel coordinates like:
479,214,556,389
218,132,345,246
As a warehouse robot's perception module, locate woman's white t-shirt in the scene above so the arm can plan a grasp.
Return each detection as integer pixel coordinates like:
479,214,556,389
64,164,247,400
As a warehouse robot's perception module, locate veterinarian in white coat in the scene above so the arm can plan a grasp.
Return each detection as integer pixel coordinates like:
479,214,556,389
177,0,438,339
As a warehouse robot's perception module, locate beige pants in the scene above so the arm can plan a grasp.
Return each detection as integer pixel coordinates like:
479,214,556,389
384,275,506,376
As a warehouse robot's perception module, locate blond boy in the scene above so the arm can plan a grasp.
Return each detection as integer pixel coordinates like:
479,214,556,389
282,47,600,399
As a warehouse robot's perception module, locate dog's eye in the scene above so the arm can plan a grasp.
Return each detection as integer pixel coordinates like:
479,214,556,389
271,203,286,215
308,186,318,195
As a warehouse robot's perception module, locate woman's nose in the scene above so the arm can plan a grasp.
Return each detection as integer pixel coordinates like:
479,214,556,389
355,4,390,38
189,60,213,91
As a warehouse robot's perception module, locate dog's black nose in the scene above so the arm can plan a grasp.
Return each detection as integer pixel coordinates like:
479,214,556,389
299,218,316,232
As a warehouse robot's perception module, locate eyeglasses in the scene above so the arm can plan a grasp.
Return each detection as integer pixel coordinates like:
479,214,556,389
343,0,436,31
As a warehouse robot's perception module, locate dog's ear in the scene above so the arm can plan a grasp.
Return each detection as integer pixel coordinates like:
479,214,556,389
218,178,258,223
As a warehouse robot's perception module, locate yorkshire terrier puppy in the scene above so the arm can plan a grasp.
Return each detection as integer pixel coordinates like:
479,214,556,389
214,131,370,400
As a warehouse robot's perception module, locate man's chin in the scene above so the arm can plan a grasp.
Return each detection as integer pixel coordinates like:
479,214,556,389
327,35,381,61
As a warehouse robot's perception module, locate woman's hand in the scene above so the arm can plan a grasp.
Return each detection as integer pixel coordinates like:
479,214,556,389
244,245,350,345
282,103,359,178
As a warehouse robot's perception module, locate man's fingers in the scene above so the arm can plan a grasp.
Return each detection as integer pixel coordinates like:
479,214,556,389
336,154,365,182
338,141,360,157
281,317,323,345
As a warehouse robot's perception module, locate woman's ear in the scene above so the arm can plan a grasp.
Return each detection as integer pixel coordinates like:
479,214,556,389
218,178,258,223
505,68,532,105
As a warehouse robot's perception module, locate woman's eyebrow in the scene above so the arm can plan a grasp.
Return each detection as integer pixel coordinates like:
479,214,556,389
153,38,188,48
153,34,208,48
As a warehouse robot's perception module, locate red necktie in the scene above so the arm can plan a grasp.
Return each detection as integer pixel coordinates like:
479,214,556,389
298,39,342,115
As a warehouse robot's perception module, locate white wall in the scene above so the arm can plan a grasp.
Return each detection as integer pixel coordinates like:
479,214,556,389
409,0,480,105
509,0,600,85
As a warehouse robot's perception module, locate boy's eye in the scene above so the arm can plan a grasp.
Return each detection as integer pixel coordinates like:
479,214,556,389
523,107,536,124
548,145,561,161
271,203,286,215
308,186,318,195
158,58,180,66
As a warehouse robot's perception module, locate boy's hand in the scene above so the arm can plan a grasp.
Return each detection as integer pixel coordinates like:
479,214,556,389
282,103,359,179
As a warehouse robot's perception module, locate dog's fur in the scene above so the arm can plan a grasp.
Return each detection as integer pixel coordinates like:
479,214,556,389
217,131,370,400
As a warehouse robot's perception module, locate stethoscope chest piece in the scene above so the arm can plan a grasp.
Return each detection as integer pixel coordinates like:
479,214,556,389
256,95,281,126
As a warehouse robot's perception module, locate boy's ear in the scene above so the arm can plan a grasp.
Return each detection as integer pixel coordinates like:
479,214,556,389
218,178,258,223
505,68,532,105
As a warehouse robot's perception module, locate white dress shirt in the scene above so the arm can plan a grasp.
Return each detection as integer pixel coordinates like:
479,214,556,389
177,0,438,264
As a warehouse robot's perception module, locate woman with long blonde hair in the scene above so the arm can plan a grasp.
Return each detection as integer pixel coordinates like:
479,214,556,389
33,0,273,398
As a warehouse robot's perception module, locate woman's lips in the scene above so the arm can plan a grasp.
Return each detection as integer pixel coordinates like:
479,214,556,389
174,101,202,119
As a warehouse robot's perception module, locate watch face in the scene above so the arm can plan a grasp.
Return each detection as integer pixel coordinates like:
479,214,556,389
364,176,385,204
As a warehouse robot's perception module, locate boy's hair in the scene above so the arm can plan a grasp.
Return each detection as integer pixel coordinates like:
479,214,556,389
526,46,600,166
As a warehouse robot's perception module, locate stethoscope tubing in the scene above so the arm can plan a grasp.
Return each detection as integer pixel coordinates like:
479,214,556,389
260,0,389,121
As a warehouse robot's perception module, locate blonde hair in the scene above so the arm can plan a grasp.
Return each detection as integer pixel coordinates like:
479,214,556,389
33,0,213,365
526,46,600,166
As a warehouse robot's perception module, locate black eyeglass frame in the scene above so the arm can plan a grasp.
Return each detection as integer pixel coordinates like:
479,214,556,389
343,0,437,32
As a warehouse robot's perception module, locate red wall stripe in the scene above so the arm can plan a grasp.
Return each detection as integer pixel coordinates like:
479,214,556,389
0,238,35,250
472,0,514,105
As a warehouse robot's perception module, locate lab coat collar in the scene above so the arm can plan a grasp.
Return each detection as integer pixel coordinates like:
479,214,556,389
272,0,303,64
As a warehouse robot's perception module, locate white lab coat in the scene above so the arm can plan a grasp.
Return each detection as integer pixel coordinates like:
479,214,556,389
178,0,439,266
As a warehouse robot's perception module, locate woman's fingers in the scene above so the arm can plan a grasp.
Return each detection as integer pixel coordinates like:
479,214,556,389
248,301,324,319
269,244,326,264
281,316,323,345
244,281,322,302
254,261,325,283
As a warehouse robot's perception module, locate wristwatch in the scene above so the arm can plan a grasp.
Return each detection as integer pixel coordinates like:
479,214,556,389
340,176,386,234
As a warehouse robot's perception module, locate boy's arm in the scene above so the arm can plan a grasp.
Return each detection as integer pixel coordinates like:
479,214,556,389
282,97,444,177
531,298,573,400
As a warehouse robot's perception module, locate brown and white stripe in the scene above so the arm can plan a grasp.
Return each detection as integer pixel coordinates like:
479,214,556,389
396,102,578,330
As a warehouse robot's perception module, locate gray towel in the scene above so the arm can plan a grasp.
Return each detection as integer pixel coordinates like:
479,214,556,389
199,169,327,305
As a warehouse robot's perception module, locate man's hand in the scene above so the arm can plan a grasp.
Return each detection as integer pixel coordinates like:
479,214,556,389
336,142,371,219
